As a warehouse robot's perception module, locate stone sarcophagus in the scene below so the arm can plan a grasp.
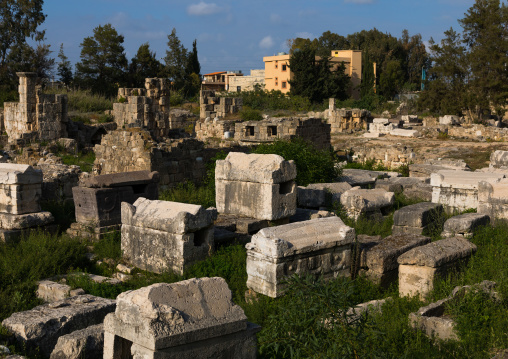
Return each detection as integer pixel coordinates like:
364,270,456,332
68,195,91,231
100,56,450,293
246,217,355,298
215,152,297,221
103,278,260,359
121,198,217,275
0,163,55,242
68,170,159,239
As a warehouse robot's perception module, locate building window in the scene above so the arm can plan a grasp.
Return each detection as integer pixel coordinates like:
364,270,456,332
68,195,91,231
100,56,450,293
275,77,278,86
334,51,339,56
275,61,278,69
237,86,241,92
267,126,277,136
282,64,287,71
245,126,255,136
281,81,287,89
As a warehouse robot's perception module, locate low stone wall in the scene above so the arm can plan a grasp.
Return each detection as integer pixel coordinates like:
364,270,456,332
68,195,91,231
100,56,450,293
195,118,237,141
200,90,242,119
93,129,220,189
326,99,370,134
447,124,508,141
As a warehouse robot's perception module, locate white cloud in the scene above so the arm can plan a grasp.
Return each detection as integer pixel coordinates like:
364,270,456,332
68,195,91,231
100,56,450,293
270,13,282,24
187,2,224,16
259,35,274,49
296,32,314,39
344,0,374,3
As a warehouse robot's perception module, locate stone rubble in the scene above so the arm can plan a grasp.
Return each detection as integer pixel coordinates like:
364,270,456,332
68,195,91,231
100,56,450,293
340,188,394,220
392,202,444,236
442,213,490,238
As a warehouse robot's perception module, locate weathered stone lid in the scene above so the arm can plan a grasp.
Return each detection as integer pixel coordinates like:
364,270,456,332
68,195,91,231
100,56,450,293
246,217,355,258
430,170,504,189
121,198,217,234
215,152,296,184
0,164,42,184
397,236,477,267
393,202,443,228
105,278,247,350
79,170,159,188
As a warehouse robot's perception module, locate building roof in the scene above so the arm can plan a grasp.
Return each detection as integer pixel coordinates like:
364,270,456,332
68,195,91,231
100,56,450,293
203,71,227,76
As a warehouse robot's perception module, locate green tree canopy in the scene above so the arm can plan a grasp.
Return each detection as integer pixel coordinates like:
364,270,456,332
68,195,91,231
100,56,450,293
128,43,163,87
75,23,128,96
164,28,188,90
57,43,73,85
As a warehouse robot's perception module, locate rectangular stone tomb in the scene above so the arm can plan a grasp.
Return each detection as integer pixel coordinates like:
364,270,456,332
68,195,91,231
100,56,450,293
121,198,217,275
246,216,355,298
70,170,159,237
340,188,394,220
359,233,430,287
297,182,352,209
1,295,115,358
0,164,43,214
103,278,260,359
478,179,508,222
215,152,297,220
442,213,490,238
431,170,504,211
0,211,55,243
398,237,477,299
392,202,444,236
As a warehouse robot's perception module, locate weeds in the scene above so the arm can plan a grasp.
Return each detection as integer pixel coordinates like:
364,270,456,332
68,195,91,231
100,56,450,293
57,152,95,172
43,88,113,113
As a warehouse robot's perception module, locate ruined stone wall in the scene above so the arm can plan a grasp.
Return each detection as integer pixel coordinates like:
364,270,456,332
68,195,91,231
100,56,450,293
346,142,417,169
228,70,265,92
326,99,370,134
94,129,219,188
200,90,242,119
113,78,170,139
195,119,238,141
447,124,508,141
4,72,68,144
234,117,331,150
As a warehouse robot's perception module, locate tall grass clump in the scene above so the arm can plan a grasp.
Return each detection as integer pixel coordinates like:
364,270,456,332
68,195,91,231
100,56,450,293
44,88,113,113
253,138,340,186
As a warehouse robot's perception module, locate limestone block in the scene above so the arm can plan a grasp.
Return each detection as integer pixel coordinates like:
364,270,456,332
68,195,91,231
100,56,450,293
121,199,216,274
360,233,430,286
490,150,508,169
103,278,259,358
0,211,53,230
340,188,394,220
290,208,335,222
0,163,42,185
297,182,352,208
398,237,477,298
442,213,490,238
215,152,296,184
246,217,355,297
392,202,444,236
50,324,104,359
1,295,116,357
372,118,389,124
389,129,420,137
478,179,508,220
431,170,505,211
363,132,383,138
439,115,459,125
37,280,84,303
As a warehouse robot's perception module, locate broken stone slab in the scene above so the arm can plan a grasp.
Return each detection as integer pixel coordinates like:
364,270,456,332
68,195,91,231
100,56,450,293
360,233,430,287
216,153,297,220
50,324,103,359
215,152,296,184
67,272,121,285
392,202,444,236
403,183,433,202
409,280,498,341
478,179,508,221
363,132,383,138
340,188,395,220
389,129,420,137
346,298,391,323
442,213,490,238
372,118,390,124
439,115,460,125
246,217,355,297
431,170,505,211
0,211,53,230
290,208,335,223
37,280,84,303
121,199,216,275
490,150,508,169
103,278,260,358
409,158,471,178
1,295,116,357
297,182,352,208
79,170,159,188
398,237,477,298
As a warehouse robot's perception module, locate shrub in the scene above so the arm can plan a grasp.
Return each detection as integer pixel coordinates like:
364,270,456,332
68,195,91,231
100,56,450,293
253,138,340,186
44,88,113,113
239,106,262,121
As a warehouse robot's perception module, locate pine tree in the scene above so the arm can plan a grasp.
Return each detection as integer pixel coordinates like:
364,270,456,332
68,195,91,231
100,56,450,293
128,43,162,87
164,28,188,90
186,39,200,77
57,43,73,85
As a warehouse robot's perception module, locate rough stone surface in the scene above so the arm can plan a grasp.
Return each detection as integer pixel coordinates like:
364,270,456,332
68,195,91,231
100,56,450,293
340,168,400,188
442,213,490,238
389,129,420,137
37,280,80,303
478,178,508,221
431,170,505,211
360,233,430,286
121,198,216,275
290,208,336,222
103,278,259,358
50,324,104,359
398,237,477,298
340,188,394,220
216,152,297,220
392,202,444,235
0,164,43,215
246,217,355,297
1,295,115,357
297,182,352,208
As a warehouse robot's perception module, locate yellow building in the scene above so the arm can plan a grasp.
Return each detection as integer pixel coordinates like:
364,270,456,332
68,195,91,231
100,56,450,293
263,50,362,99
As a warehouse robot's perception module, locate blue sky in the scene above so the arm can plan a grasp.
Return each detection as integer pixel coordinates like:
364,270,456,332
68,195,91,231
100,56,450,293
41,0,476,77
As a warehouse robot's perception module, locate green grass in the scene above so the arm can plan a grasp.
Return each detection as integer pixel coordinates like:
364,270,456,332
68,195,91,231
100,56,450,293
57,151,95,172
43,88,113,113
159,182,215,208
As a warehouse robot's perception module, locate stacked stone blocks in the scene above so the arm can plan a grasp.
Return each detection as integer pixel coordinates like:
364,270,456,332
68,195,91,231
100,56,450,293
200,90,242,119
327,98,370,133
